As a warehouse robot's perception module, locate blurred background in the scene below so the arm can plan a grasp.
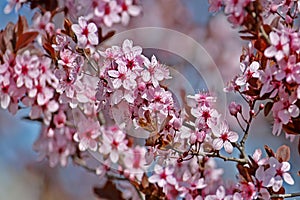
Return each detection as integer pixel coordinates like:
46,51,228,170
0,0,299,199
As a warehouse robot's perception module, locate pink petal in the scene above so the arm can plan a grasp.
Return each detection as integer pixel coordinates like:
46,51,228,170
88,33,99,45
78,16,87,28
1,94,10,109
87,23,97,33
264,46,276,58
110,150,119,163
283,173,294,185
227,131,238,142
270,32,280,45
128,5,141,16
224,141,233,153
213,138,223,150
71,24,82,35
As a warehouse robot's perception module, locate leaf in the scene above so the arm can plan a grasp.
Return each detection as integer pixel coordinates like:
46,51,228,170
93,181,125,200
254,37,268,52
15,31,39,51
264,101,273,116
237,164,253,182
16,15,28,37
276,145,290,162
101,30,115,42
42,37,56,58
240,35,257,40
141,173,149,189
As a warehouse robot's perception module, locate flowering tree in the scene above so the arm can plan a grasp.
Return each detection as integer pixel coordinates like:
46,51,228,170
0,0,300,199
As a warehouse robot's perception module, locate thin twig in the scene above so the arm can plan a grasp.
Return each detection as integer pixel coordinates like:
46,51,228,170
271,192,300,199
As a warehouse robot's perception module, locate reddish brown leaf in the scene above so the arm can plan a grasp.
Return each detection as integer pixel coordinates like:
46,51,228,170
262,24,272,35
264,101,273,116
237,164,253,182
15,31,39,51
93,181,125,200
254,37,268,52
43,39,56,59
282,122,300,135
101,30,115,43
16,15,28,37
276,145,290,162
29,0,58,11
240,35,257,40
141,173,149,189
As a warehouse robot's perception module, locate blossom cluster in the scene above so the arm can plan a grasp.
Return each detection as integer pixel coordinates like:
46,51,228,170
213,0,300,141
4,0,141,27
0,0,299,199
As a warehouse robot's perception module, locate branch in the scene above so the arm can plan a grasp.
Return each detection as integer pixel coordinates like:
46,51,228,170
271,192,300,199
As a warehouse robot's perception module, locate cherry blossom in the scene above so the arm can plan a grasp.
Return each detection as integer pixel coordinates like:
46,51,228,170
264,31,290,61
265,157,294,192
108,64,137,90
73,118,101,151
14,50,40,89
211,121,239,153
148,164,177,188
3,0,27,14
95,0,121,27
235,61,260,87
141,55,171,88
71,16,99,48
119,0,142,25
99,126,128,163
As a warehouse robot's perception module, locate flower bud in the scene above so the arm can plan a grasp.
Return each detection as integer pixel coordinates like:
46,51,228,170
228,101,242,116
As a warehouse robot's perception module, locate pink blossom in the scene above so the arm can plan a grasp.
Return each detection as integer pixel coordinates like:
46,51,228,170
71,16,99,48
259,62,278,97
254,166,272,199
28,77,54,106
275,55,300,84
52,34,69,51
73,118,101,151
211,121,239,153
95,1,121,27
99,126,128,163
252,149,267,165
119,0,141,25
123,146,146,181
53,110,67,128
108,64,137,90
204,186,231,200
273,91,299,125
228,101,242,116
4,0,27,14
117,39,144,72
240,182,256,200
32,11,54,35
148,165,177,188
235,61,260,87
34,126,76,167
14,50,40,89
224,0,250,17
191,105,220,130
58,49,78,68
142,55,171,87
265,157,294,192
264,31,290,61
208,0,223,12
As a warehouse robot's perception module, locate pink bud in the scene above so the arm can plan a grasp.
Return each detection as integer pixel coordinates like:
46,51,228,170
138,82,146,91
228,101,242,116
53,110,66,128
